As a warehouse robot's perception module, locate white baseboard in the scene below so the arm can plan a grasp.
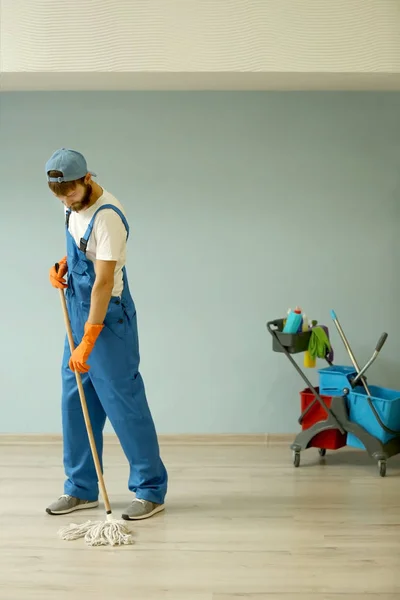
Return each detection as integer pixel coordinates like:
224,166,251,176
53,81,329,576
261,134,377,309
0,433,294,446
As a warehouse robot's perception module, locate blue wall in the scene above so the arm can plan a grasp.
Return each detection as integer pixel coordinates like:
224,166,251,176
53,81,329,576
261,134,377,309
1,91,399,434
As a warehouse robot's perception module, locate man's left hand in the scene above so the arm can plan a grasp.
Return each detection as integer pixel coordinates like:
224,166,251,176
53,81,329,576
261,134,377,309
69,323,104,373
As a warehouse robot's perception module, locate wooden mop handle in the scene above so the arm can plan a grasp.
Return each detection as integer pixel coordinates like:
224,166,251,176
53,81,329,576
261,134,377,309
58,287,112,515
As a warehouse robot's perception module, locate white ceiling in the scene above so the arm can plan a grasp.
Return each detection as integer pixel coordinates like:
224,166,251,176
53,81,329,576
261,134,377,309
2,2,399,92
2,72,400,92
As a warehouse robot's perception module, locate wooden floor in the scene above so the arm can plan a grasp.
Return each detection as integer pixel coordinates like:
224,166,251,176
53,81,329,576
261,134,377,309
1,440,400,599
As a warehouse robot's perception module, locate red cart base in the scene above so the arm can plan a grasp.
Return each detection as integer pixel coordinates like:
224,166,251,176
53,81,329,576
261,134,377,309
300,387,347,450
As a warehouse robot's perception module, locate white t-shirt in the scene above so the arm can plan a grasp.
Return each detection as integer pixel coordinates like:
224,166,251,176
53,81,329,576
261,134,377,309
67,189,128,297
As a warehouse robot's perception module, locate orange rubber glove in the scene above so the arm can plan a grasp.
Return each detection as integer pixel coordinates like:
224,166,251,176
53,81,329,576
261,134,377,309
69,323,104,373
50,256,68,289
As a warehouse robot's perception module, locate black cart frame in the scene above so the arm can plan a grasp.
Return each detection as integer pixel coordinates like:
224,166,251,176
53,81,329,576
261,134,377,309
267,319,400,477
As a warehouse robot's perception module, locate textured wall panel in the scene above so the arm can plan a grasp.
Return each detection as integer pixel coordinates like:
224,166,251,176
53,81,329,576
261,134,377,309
1,0,400,73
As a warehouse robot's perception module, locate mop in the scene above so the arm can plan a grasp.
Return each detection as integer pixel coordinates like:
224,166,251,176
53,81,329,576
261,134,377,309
56,279,134,547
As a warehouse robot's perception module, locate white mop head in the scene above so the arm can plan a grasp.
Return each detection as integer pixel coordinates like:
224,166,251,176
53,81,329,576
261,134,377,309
58,514,134,546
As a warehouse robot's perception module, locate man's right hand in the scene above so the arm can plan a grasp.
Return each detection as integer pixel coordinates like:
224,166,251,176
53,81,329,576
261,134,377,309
49,256,68,289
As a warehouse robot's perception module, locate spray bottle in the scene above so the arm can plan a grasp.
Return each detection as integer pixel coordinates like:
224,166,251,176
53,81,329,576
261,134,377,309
282,307,302,334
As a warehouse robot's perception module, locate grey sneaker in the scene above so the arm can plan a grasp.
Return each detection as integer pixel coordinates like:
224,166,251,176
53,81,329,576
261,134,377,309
46,494,99,515
121,499,165,521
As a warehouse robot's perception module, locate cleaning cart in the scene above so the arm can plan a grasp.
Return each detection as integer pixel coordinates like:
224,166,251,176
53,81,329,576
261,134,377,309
267,310,400,477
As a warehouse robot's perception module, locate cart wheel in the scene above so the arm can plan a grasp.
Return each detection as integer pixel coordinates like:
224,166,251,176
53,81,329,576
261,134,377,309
378,460,387,478
318,449,326,457
293,451,300,468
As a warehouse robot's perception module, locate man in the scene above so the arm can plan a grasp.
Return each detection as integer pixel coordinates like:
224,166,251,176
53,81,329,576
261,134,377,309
45,148,167,520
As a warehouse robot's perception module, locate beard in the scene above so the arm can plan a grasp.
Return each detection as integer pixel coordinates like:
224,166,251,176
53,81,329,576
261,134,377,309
70,184,92,212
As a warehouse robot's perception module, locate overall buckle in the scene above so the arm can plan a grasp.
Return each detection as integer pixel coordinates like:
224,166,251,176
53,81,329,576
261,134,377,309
79,238,88,253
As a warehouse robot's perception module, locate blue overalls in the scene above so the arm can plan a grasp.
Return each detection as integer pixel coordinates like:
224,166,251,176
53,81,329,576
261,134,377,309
62,203,168,504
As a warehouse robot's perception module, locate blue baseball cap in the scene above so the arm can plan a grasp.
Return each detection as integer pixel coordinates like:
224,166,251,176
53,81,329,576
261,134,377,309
45,148,97,182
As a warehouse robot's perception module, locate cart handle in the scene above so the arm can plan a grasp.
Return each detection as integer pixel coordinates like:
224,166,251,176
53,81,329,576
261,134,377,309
352,332,388,387
376,332,388,353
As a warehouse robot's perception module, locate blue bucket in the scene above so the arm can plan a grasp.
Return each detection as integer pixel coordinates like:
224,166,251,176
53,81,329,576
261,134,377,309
346,385,400,448
318,365,357,397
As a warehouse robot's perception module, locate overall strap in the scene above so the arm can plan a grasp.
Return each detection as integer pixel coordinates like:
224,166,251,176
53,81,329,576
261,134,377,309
79,204,130,254
65,209,71,229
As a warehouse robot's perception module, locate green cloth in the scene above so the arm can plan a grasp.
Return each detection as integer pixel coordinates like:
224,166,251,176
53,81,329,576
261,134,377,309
308,327,331,360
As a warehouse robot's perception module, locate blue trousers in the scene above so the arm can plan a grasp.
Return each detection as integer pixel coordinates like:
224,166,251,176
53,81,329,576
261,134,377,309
61,327,168,504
